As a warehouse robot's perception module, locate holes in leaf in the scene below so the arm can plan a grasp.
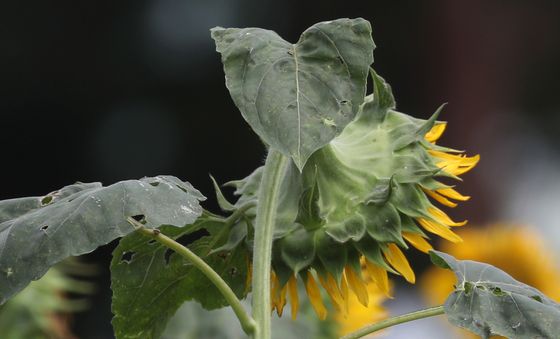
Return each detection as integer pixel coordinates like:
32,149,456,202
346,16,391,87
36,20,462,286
339,100,349,105
176,185,189,194
175,229,210,247
287,50,294,56
531,295,544,303
162,229,210,266
463,281,474,295
491,287,507,297
164,249,173,265
41,196,53,206
149,181,159,187
147,239,157,245
121,251,135,264
40,225,49,231
131,214,146,224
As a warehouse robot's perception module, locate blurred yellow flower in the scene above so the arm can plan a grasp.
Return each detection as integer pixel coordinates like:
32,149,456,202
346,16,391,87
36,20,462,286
334,261,391,337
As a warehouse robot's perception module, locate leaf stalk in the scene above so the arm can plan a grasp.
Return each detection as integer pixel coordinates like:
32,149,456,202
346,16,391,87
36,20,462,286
340,305,445,339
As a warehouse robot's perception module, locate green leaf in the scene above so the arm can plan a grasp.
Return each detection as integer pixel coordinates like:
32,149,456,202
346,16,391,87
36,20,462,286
430,250,560,339
209,174,236,212
111,217,249,339
212,18,375,170
0,176,205,305
295,176,322,231
279,227,316,274
370,68,395,111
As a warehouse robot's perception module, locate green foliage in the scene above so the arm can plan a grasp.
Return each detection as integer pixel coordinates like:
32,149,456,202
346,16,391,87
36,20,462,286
0,176,204,305
1,15,556,339
431,251,560,339
0,263,93,339
212,18,375,170
111,216,249,339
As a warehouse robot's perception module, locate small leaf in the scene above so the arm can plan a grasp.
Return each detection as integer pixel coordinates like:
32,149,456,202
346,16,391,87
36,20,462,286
0,176,205,305
280,227,316,274
365,177,393,205
295,174,322,230
212,18,375,170
111,217,249,339
209,174,236,211
209,219,248,254
431,250,560,339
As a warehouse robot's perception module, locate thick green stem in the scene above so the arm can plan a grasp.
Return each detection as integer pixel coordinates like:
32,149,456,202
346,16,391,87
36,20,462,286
340,305,445,339
251,149,288,339
127,218,256,335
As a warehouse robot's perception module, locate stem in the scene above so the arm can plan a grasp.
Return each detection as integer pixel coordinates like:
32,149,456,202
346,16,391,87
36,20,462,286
251,150,288,339
127,218,256,335
340,305,445,339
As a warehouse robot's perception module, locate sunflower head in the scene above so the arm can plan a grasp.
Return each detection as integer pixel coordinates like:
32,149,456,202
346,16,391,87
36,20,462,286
225,70,479,319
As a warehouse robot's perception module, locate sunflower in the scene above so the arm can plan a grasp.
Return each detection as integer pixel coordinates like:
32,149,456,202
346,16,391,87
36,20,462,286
225,71,479,320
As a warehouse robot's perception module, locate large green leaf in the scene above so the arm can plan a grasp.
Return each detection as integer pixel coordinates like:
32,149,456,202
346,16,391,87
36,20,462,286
430,251,560,339
211,18,375,170
0,176,205,305
111,217,249,339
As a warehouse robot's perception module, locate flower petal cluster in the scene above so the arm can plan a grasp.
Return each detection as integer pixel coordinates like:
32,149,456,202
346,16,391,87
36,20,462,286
226,71,479,319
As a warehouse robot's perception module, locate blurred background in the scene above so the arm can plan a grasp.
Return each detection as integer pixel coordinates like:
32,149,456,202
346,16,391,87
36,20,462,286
2,1,560,338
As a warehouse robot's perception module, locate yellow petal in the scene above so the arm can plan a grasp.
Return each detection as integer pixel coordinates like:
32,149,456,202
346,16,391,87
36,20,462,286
428,207,468,227
430,152,480,176
340,274,350,314
425,122,447,143
344,266,369,307
436,187,470,201
364,259,391,297
305,271,328,320
277,284,288,316
318,273,344,313
417,217,463,243
423,188,458,208
402,232,433,253
287,275,299,320
270,271,280,313
383,244,416,283
245,260,252,294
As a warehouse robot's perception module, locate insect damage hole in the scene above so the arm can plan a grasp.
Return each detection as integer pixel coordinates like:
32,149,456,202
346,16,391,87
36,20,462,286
121,251,136,264
40,196,53,206
40,225,49,231
164,249,174,266
131,214,146,224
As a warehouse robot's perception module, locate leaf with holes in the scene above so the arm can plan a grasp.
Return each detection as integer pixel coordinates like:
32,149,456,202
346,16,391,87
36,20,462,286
212,18,374,170
111,216,249,339
0,176,205,305
430,251,560,339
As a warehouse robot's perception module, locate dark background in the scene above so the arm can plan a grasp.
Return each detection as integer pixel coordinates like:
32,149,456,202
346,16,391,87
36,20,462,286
2,1,560,337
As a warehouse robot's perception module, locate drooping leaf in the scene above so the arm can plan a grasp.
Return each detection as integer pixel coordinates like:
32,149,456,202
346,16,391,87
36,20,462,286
430,251,560,339
0,176,205,305
212,18,375,170
111,217,249,339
